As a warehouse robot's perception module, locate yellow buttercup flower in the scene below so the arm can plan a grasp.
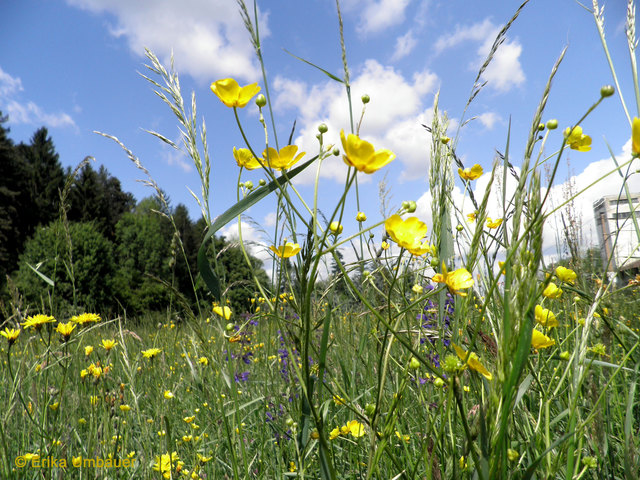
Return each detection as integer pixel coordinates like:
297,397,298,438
385,215,429,255
153,451,183,479
632,117,640,156
263,145,305,170
1,327,20,345
210,78,260,108
542,282,562,299
555,266,577,285
120,404,131,412
340,130,396,173
531,329,555,349
329,427,340,440
564,126,592,151
270,242,301,258
432,263,474,296
452,343,492,380
356,211,367,222
142,348,162,359
233,147,262,170
346,420,365,438
55,322,76,341
212,305,232,320
486,217,503,229
84,345,93,356
163,390,174,400
458,164,483,181
381,241,390,250
534,305,558,327
467,211,477,223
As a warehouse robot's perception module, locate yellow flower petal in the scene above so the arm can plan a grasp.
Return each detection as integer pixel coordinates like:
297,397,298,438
233,147,262,170
633,117,640,156
531,329,555,349
269,242,301,258
340,130,395,174
263,145,305,170
452,343,492,380
458,164,483,181
534,304,558,327
211,78,260,108
555,266,577,285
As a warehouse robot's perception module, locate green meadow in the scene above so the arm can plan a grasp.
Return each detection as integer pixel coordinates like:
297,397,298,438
2,1,640,479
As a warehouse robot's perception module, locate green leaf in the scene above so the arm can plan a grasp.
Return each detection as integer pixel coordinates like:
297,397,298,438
198,156,317,300
27,262,55,287
283,49,344,83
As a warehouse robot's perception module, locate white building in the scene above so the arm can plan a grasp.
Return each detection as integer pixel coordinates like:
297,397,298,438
593,194,640,276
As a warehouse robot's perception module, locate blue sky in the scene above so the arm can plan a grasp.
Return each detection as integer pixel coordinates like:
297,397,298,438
1,0,639,264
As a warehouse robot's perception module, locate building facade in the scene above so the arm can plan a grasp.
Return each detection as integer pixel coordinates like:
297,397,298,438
593,193,640,277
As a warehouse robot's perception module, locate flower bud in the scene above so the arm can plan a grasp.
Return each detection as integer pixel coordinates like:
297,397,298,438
365,403,376,416
244,180,253,189
329,221,343,234
225,323,235,332
537,123,545,131
356,211,367,222
285,417,294,427
546,119,558,130
430,257,440,268
409,357,420,370
318,123,328,134
259,179,266,186
433,377,445,388
406,201,417,213
600,85,615,98
440,136,451,144
361,94,370,104
456,224,463,232
332,147,340,156
401,201,410,210
255,94,267,107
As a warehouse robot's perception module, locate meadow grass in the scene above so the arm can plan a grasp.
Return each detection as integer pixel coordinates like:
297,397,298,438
2,0,640,479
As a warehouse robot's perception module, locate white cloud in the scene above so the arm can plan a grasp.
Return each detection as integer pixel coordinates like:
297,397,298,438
6,100,76,129
434,18,525,92
0,67,23,97
392,30,417,61
477,112,501,129
264,212,277,227
65,0,266,82
273,59,438,185
344,0,412,35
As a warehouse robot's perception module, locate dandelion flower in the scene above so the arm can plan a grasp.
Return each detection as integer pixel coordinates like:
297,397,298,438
458,164,483,181
452,343,492,380
340,129,395,173
21,314,55,331
71,313,101,325
1,327,20,346
534,305,558,327
270,242,301,258
142,348,162,359
101,339,117,351
55,322,76,341
211,78,260,108
531,329,555,349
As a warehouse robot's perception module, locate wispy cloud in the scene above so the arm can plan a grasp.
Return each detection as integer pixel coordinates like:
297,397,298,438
391,30,417,61
341,0,412,35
